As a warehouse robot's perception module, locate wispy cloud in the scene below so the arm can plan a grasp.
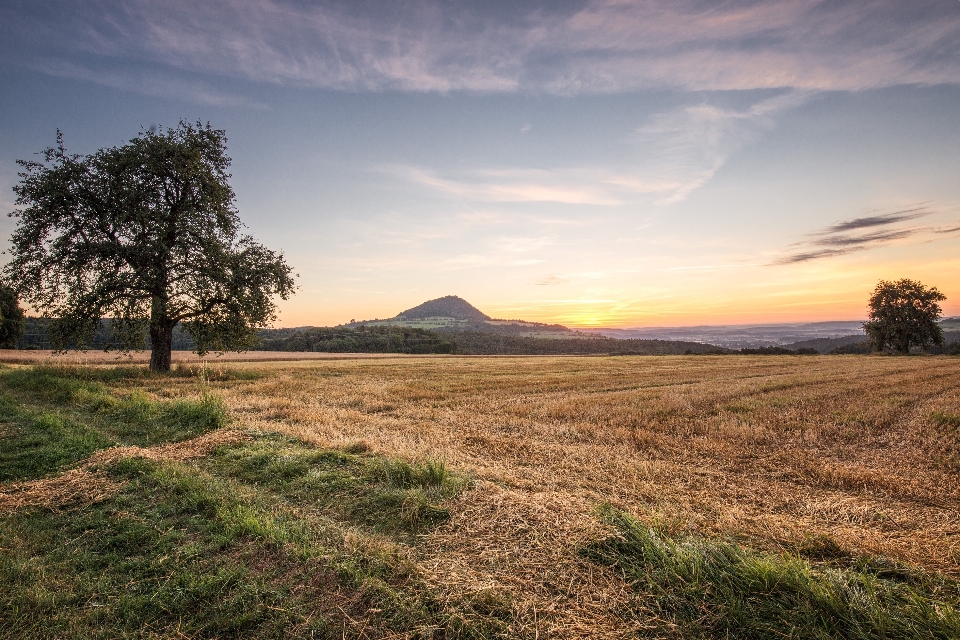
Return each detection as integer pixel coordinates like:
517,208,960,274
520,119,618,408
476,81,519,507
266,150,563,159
389,166,626,205
7,0,960,95
390,91,808,205
632,91,810,203
774,204,960,264
816,206,932,234
33,58,267,108
536,275,566,286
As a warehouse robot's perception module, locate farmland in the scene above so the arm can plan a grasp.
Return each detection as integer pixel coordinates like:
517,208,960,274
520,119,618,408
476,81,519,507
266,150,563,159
2,354,960,638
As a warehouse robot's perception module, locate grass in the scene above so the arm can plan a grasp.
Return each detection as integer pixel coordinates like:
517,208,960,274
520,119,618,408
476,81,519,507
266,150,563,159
2,458,322,638
0,363,491,638
583,505,960,639
0,365,229,481
1,455,484,638
207,434,469,538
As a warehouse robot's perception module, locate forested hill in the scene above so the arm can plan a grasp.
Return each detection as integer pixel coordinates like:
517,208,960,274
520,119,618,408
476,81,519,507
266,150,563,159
350,295,592,338
256,327,727,355
397,295,490,321
440,332,728,355
257,326,455,354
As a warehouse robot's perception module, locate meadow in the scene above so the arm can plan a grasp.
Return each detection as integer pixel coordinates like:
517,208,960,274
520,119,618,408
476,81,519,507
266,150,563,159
1,354,959,638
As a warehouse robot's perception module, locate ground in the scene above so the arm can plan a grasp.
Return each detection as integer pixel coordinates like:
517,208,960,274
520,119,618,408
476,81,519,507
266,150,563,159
1,353,959,638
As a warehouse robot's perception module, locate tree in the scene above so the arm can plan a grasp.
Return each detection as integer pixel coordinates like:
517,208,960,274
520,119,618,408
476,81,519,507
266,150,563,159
863,279,945,354
0,285,26,348
5,122,296,371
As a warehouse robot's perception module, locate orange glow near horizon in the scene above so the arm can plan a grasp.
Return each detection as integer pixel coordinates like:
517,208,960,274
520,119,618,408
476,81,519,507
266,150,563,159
271,249,960,329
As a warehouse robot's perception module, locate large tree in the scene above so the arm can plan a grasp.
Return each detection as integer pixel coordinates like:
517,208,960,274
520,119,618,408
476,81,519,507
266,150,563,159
5,122,296,370
863,278,945,354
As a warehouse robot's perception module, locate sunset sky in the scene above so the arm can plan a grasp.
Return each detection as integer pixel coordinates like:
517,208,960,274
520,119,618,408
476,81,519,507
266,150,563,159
2,0,959,328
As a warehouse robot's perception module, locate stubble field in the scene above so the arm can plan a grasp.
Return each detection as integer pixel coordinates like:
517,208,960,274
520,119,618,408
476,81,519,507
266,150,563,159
2,353,960,638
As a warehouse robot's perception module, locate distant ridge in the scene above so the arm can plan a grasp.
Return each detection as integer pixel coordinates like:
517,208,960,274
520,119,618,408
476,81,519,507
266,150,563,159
398,295,491,322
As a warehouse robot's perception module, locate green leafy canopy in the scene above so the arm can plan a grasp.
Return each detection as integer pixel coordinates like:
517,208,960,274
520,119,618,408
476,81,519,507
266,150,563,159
0,284,26,348
4,121,296,369
863,278,945,354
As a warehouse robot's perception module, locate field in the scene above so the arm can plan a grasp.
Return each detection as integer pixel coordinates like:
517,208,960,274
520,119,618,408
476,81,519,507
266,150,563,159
2,354,960,638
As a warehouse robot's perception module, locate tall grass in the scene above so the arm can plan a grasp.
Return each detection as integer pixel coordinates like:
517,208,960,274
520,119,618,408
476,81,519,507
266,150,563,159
583,506,960,639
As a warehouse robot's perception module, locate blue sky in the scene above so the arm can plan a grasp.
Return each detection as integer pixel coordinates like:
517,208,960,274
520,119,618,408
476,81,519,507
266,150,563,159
2,0,959,327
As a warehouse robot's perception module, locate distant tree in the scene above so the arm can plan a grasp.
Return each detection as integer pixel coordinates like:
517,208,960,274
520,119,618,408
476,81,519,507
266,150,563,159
863,279,945,354
0,285,26,348
5,122,296,371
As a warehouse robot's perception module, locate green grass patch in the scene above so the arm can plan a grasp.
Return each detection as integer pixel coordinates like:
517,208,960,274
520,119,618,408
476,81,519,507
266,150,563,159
2,458,334,638
582,505,960,639
107,390,228,445
0,366,229,481
931,411,960,432
1,449,491,638
206,434,471,538
0,403,113,482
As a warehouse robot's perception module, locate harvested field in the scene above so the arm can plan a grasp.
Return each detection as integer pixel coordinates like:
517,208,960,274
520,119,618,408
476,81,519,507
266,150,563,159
213,356,960,566
2,354,959,638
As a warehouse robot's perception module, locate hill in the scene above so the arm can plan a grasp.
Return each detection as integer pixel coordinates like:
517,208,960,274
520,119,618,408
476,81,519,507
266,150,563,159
397,295,490,322
351,295,593,339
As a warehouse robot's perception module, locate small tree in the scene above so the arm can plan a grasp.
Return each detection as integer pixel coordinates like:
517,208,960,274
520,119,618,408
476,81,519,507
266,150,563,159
0,285,26,348
863,279,945,354
5,122,296,371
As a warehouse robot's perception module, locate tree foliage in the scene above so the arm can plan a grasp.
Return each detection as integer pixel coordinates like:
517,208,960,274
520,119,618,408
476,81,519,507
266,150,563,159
5,122,296,370
259,325,456,354
863,279,945,354
0,285,26,349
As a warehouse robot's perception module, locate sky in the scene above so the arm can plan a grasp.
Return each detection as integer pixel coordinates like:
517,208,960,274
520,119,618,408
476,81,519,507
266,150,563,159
1,0,959,328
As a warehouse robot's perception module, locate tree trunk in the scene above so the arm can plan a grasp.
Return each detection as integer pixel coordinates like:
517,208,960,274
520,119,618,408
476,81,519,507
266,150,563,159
149,322,174,372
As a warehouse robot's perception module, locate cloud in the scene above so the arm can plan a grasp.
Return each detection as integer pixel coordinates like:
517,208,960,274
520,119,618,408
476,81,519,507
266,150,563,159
392,91,808,205
631,91,810,203
389,166,626,205
33,58,266,108
817,206,932,234
7,0,960,94
773,204,960,264
536,275,566,286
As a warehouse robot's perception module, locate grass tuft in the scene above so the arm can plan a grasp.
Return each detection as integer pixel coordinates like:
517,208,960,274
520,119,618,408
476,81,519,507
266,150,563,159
207,435,470,538
931,411,960,432
582,505,960,639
